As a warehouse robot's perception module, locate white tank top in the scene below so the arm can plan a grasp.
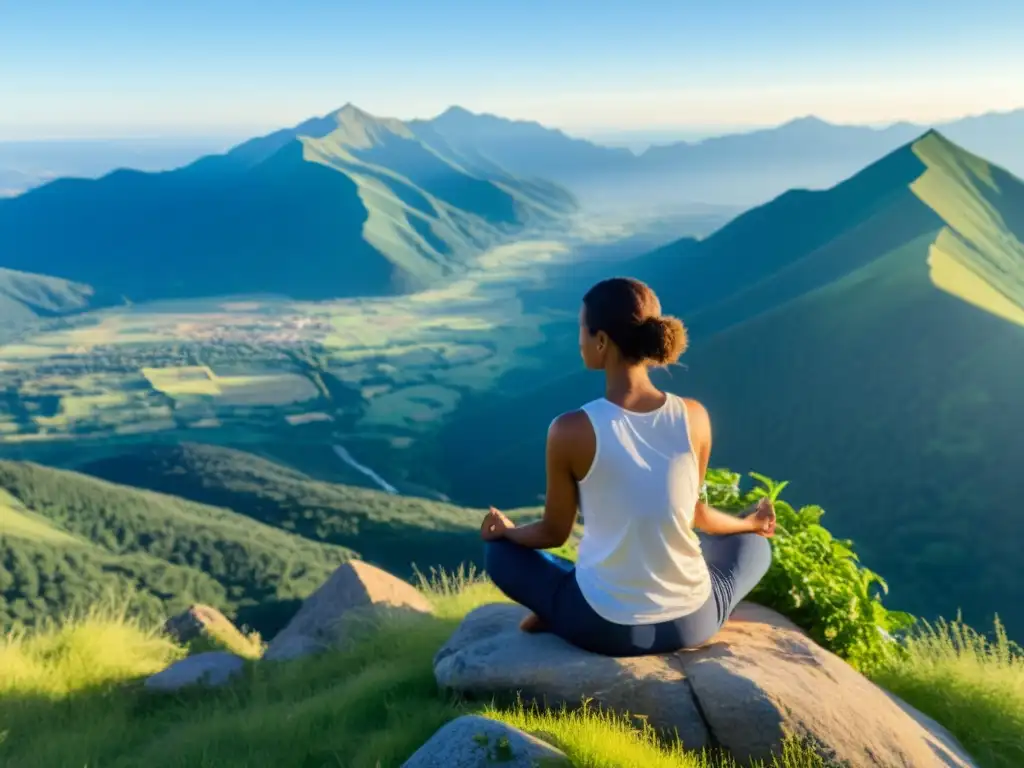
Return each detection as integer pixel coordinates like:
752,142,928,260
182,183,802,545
573,393,712,625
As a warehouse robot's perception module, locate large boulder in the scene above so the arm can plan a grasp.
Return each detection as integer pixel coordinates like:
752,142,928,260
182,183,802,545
402,715,570,767
434,603,710,750
678,603,975,767
145,651,245,692
434,602,976,768
264,560,432,662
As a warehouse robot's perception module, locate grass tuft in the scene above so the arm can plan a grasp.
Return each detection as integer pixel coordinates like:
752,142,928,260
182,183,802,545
485,699,833,767
872,614,1024,768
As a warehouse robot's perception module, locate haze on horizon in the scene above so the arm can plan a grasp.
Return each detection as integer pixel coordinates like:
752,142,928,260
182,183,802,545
2,0,1023,142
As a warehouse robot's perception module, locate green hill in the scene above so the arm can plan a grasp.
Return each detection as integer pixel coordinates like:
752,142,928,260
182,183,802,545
0,460,357,633
1,443,542,637
78,442,488,578
0,268,97,326
435,131,1024,638
0,105,576,309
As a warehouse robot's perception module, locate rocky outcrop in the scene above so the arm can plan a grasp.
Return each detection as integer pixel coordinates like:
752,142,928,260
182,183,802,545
401,715,570,767
144,651,245,692
164,604,231,644
434,602,977,768
145,561,432,691
163,604,259,657
264,560,432,662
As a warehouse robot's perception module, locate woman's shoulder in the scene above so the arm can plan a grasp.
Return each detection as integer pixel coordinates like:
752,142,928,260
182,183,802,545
680,396,709,422
680,397,711,447
548,409,592,441
548,409,598,480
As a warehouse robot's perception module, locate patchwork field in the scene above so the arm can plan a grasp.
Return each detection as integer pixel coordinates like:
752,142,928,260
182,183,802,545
0,230,635,472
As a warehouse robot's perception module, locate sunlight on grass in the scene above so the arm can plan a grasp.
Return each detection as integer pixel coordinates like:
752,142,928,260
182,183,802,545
871,616,1024,768
0,609,183,697
415,562,508,618
487,699,831,768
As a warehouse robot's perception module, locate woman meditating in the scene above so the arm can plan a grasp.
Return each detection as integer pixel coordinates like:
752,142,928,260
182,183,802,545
480,276,775,657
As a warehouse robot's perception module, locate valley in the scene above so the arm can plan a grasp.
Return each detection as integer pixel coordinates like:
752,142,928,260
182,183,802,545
0,224,670,473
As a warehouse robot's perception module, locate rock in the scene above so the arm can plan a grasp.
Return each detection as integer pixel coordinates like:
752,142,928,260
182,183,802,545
264,560,432,662
434,602,977,768
433,603,711,750
163,604,259,657
678,602,976,767
163,604,230,643
144,651,245,692
402,715,570,767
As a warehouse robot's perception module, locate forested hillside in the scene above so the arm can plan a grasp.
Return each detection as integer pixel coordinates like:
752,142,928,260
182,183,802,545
1,450,492,635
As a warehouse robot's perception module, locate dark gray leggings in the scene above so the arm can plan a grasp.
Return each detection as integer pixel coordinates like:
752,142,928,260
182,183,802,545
484,532,772,657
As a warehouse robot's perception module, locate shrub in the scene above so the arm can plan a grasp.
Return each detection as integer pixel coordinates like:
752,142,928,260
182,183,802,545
706,469,915,670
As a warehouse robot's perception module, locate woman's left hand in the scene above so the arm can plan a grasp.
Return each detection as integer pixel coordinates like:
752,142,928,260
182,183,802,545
746,497,777,538
481,507,515,541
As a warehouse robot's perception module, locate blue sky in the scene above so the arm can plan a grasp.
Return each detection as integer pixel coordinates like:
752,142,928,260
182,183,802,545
2,0,1022,140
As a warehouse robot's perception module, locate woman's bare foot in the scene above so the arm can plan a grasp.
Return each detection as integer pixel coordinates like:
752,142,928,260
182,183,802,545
519,612,548,633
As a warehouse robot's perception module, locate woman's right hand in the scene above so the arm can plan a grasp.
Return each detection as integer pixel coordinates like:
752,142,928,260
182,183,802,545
480,506,515,541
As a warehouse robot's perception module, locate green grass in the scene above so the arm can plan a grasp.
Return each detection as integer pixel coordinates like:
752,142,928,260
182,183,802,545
872,617,1024,768
1,570,1018,768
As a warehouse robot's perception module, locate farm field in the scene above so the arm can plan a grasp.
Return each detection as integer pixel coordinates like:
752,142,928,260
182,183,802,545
0,228,651,477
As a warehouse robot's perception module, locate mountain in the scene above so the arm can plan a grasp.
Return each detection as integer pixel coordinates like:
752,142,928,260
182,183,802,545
411,106,635,191
418,107,1024,209
0,105,576,308
636,111,1024,207
0,170,34,197
435,131,1024,638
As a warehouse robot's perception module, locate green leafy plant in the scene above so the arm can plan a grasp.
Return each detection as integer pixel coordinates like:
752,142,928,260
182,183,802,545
705,469,915,671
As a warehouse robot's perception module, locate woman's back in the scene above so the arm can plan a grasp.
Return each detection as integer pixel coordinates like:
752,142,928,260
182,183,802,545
480,276,774,657
574,393,712,625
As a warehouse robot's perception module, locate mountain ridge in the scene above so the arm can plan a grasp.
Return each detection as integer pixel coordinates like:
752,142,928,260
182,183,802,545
4,105,1022,206
418,107,1024,207
0,105,577,311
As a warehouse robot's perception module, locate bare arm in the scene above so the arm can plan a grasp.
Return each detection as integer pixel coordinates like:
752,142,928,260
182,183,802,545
503,413,583,550
685,398,759,536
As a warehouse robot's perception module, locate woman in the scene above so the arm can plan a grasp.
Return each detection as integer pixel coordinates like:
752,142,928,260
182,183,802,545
480,276,775,657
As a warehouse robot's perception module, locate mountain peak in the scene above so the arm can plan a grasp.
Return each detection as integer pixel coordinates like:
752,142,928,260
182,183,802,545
437,105,475,120
327,103,412,148
779,115,835,131
334,102,377,123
